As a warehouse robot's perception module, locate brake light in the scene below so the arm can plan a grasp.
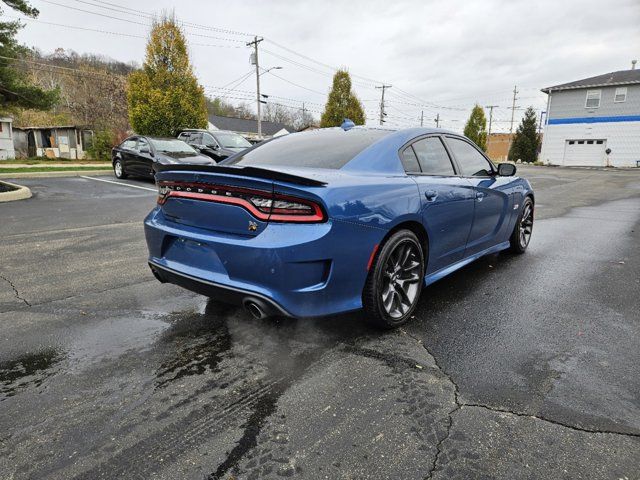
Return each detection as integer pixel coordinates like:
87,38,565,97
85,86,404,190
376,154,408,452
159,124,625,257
157,181,326,223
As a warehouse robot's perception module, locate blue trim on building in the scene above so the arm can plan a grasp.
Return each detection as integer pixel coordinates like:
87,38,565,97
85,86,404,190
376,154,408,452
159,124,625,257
548,115,640,125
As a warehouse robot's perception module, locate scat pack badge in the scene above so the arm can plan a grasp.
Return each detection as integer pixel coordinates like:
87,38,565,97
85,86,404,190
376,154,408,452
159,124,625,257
248,221,258,232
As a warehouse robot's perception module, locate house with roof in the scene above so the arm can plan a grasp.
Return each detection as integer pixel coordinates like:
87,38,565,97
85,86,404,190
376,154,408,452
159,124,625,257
0,117,15,159
12,125,94,159
539,63,640,167
207,114,292,143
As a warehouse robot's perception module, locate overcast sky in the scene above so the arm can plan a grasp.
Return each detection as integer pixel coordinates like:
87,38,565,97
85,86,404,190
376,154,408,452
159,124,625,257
11,0,640,131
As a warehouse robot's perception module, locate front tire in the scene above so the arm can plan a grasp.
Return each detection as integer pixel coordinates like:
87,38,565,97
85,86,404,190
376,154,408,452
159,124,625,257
113,158,127,179
363,230,425,329
509,197,534,253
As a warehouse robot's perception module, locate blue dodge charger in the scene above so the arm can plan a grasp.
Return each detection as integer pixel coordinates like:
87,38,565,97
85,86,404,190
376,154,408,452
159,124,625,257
144,125,534,328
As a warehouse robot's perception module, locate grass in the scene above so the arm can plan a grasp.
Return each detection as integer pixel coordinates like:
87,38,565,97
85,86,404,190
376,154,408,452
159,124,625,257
0,166,112,173
1,158,110,165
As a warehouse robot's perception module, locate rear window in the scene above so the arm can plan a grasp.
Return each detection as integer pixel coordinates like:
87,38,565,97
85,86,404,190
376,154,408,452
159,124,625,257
223,129,391,169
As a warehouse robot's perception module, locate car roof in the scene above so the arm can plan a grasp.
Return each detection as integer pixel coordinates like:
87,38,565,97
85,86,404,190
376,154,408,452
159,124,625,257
179,129,241,135
130,135,185,141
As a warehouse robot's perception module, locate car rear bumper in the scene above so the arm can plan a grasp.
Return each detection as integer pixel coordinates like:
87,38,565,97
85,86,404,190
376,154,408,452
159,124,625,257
148,261,291,317
144,207,384,317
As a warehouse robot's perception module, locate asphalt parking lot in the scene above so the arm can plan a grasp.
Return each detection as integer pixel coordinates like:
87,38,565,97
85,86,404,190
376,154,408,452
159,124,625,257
1,166,639,479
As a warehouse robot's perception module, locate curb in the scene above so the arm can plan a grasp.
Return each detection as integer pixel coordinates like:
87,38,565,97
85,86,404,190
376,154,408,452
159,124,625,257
0,180,32,202
0,169,113,179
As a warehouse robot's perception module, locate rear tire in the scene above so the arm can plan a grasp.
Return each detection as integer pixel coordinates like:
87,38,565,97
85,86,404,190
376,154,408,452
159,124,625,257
363,230,425,329
113,158,127,179
509,197,534,253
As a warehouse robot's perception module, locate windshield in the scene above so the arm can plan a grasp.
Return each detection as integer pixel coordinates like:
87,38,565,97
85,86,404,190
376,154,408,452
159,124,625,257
150,139,196,154
213,132,252,149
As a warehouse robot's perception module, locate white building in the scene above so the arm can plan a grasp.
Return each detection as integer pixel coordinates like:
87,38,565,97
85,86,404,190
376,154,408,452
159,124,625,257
0,117,16,160
207,115,292,143
539,66,640,167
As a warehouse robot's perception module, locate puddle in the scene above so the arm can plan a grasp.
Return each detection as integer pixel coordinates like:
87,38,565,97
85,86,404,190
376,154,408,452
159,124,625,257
0,348,64,400
67,313,169,370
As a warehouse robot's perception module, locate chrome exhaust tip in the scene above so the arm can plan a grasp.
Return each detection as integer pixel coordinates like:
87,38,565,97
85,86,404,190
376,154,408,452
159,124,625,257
243,299,267,320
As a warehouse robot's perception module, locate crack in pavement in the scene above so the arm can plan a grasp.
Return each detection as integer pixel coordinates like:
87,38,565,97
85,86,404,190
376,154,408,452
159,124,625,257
397,329,640,480
461,402,640,438
0,274,31,307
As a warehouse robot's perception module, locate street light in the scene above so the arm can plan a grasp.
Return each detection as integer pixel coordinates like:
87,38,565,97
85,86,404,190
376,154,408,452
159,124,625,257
259,66,282,77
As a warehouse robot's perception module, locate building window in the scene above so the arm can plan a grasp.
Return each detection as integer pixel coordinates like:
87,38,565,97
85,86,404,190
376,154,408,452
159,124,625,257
585,90,601,109
614,87,627,103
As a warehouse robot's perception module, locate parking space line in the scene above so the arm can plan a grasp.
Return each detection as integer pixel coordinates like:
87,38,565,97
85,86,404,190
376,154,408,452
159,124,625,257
79,175,157,192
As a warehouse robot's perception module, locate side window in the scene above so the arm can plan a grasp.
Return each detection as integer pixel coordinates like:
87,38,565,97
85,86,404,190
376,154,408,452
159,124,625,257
585,90,601,108
203,133,217,146
190,133,202,144
400,146,421,173
446,137,493,177
412,137,456,176
136,138,149,152
177,132,189,142
121,139,137,150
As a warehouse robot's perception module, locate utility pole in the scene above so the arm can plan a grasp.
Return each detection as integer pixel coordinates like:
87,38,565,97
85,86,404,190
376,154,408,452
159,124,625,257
247,36,264,139
508,85,519,152
375,84,392,125
420,110,424,127
485,105,498,138
434,113,440,128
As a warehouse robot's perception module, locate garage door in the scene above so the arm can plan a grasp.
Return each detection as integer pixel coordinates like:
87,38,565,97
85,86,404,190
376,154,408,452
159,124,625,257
562,139,606,166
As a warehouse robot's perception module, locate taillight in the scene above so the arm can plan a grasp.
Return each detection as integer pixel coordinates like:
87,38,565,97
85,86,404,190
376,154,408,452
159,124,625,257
157,181,326,223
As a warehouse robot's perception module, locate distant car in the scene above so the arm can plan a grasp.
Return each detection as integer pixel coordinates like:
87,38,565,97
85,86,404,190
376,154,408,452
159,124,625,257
145,126,535,328
112,136,215,180
177,129,252,162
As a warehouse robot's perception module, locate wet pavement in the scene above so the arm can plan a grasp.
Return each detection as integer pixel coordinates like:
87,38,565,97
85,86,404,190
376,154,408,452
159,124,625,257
0,167,639,479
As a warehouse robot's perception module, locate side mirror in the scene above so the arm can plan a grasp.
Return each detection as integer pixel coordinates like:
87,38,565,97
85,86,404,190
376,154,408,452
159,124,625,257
210,144,220,150
497,163,516,176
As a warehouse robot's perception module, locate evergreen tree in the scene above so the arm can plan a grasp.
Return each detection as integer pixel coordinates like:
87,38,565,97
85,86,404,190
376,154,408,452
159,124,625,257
463,104,487,151
127,16,208,136
508,106,540,163
320,70,365,127
0,0,58,112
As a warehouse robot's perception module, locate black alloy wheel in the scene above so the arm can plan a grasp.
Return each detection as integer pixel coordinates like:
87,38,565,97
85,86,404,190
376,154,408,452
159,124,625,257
510,197,534,253
363,229,425,328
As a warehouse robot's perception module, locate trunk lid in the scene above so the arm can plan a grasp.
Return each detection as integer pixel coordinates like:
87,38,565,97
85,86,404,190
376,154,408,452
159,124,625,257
154,165,327,236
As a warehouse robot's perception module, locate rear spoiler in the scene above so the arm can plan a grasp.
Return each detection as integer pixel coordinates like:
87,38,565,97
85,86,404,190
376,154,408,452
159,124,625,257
153,163,327,187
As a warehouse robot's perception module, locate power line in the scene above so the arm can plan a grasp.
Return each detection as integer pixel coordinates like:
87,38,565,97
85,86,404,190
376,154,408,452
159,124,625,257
38,0,249,42
0,54,124,78
265,70,327,96
6,15,245,48
70,0,255,36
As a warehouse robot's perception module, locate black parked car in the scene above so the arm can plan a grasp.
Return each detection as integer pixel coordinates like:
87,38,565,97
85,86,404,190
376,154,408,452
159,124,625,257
112,136,215,180
177,129,252,162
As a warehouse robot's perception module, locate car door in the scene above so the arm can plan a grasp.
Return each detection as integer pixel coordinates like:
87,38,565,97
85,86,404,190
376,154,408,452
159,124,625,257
119,138,138,173
403,136,475,274
202,132,224,160
444,135,511,256
136,137,155,177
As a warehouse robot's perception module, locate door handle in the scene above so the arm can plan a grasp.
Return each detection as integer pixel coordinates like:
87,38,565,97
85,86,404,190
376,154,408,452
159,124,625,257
424,190,438,201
